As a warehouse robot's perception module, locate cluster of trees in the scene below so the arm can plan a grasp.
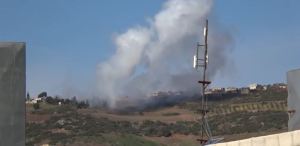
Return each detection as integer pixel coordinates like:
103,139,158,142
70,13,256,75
29,91,90,110
45,96,90,109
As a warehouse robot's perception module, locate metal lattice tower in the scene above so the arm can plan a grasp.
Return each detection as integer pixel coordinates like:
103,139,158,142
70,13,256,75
193,19,213,145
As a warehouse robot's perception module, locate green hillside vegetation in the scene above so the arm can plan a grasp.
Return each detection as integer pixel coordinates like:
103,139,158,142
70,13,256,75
26,89,288,146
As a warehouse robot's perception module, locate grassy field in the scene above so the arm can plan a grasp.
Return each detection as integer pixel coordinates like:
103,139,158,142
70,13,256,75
78,106,197,123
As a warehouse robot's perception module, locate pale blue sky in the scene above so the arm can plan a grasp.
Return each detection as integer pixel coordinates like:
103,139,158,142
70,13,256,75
0,0,299,96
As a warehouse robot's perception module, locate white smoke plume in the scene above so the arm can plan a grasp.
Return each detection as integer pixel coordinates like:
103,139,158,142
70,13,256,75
96,0,233,108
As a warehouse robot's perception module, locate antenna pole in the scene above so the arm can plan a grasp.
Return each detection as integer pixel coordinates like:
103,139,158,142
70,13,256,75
203,19,208,110
194,19,213,145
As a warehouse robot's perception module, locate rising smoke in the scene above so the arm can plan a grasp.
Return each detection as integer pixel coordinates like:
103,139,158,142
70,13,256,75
96,0,233,108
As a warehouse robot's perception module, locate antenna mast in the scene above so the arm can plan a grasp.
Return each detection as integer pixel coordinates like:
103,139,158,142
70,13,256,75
193,19,213,145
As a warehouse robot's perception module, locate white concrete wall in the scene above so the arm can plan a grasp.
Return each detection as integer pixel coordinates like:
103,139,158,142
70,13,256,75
208,130,300,146
287,69,300,131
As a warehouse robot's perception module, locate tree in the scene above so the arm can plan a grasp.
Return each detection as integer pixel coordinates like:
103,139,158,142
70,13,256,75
71,96,77,105
85,100,90,107
64,98,71,104
54,96,60,104
33,103,40,110
77,100,89,109
38,92,47,98
46,96,55,104
26,92,30,101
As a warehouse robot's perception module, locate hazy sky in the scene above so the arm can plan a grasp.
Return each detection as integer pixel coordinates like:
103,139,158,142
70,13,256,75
0,0,299,97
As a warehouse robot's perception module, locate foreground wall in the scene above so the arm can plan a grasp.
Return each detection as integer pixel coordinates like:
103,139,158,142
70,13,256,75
0,42,25,146
208,130,300,146
287,69,300,131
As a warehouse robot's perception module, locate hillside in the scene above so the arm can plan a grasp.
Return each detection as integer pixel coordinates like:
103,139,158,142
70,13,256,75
26,88,288,146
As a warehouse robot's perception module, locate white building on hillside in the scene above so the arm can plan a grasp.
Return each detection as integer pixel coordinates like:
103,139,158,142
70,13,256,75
249,83,258,90
225,87,238,93
25,97,42,104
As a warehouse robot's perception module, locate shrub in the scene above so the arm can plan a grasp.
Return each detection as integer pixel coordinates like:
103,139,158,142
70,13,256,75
162,112,180,116
33,103,40,110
